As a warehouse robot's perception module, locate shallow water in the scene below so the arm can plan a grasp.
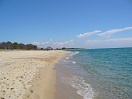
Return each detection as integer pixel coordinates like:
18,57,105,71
55,48,132,99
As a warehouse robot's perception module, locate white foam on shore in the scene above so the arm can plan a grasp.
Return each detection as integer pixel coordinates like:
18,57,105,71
72,61,76,64
63,52,79,64
64,51,79,64
62,75,94,99
70,51,79,57
66,57,69,59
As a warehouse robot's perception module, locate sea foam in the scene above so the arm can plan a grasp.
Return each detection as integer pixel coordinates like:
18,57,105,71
72,61,76,64
62,75,94,99
70,51,79,57
66,57,69,59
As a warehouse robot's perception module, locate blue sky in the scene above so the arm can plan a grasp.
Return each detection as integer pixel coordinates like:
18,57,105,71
0,0,132,48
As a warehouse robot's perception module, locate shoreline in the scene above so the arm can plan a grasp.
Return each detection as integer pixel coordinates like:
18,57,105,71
0,50,70,99
55,52,83,99
55,51,94,99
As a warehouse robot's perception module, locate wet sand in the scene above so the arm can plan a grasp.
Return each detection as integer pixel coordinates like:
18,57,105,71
0,50,69,99
55,56,83,99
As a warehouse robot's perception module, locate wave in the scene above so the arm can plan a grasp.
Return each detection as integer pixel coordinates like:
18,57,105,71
72,61,76,64
62,75,94,99
65,51,79,62
70,51,80,57
66,57,69,60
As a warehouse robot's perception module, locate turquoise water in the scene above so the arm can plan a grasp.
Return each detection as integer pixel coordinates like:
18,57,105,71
57,48,132,99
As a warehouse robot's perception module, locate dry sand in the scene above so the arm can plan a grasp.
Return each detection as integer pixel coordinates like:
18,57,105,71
0,50,69,99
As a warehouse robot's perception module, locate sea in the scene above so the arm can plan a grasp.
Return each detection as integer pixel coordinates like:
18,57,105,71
55,48,132,99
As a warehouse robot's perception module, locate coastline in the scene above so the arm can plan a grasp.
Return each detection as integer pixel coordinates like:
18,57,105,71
0,50,70,99
55,51,94,99
55,51,83,99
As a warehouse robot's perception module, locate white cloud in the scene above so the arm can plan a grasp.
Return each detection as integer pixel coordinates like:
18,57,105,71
32,40,76,48
77,30,101,38
33,37,132,49
105,38,132,42
33,26,132,49
42,42,49,45
97,26,132,37
32,42,40,45
85,38,132,48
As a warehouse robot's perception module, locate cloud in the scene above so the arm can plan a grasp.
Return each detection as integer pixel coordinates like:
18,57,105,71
33,37,132,49
32,42,40,45
85,38,132,48
32,42,49,45
97,27,132,37
33,26,132,49
105,38,132,42
32,40,77,48
77,30,101,38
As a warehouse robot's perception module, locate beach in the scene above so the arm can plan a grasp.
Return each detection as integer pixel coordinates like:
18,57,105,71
1,49,131,99
0,50,69,99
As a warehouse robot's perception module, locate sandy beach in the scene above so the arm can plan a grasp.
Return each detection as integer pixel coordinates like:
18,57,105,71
0,50,69,99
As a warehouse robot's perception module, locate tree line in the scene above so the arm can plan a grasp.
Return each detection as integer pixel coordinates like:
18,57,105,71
0,41,37,50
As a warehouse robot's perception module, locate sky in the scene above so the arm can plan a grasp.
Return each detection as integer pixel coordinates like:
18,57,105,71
0,0,132,48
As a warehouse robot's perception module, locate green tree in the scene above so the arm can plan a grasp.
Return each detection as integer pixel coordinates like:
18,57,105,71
19,43,25,49
62,47,66,50
6,41,12,49
1,42,6,49
13,42,18,49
